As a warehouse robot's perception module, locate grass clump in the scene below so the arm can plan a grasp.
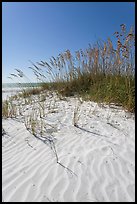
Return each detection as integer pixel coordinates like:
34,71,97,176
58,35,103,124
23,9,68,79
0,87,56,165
2,99,18,118
38,24,134,113
2,100,9,118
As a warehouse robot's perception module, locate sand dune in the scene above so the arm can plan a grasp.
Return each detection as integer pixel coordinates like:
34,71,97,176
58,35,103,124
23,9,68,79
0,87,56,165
2,94,135,202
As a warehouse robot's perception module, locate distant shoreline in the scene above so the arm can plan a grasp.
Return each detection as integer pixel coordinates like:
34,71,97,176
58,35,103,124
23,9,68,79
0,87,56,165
2,87,26,93
2,84,42,101
2,82,43,88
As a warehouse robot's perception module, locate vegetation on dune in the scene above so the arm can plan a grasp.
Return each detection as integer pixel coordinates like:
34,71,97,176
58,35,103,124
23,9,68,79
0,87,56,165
3,24,135,113
2,25,135,183
33,24,134,112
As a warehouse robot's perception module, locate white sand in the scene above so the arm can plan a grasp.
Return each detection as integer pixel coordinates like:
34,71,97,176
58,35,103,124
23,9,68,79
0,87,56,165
2,88,22,101
2,92,135,202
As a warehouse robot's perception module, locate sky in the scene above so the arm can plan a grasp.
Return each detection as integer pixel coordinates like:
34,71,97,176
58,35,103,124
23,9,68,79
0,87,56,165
2,2,135,83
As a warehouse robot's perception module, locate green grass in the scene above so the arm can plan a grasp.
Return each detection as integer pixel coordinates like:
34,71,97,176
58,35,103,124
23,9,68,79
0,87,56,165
40,72,134,112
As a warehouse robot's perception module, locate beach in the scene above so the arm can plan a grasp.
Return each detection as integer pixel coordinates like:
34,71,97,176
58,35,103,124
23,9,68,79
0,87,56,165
2,86,35,101
2,88,22,101
2,2,135,202
2,91,135,202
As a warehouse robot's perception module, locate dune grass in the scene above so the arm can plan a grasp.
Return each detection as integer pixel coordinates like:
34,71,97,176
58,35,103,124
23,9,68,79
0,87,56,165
4,24,135,113
30,24,134,112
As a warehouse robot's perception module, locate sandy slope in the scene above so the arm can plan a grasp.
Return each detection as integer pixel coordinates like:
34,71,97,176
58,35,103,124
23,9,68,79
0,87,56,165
2,93,135,202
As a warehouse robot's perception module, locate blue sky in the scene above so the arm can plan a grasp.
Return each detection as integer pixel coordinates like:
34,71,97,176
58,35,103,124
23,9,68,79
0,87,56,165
2,2,135,83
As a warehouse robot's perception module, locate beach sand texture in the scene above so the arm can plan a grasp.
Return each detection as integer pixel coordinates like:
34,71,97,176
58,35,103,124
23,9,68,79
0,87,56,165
2,93,135,202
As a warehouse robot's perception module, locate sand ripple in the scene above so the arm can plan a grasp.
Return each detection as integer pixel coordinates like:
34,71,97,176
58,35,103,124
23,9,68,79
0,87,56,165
2,98,135,202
